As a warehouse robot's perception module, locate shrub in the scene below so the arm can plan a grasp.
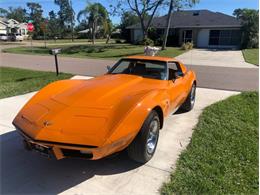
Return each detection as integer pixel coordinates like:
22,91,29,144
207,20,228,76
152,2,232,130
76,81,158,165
181,42,193,50
86,47,104,53
115,39,123,44
154,37,163,46
139,38,154,46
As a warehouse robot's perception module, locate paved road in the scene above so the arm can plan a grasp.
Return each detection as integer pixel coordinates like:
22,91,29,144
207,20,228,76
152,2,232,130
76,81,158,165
0,52,113,76
0,84,238,194
186,65,258,91
1,53,258,91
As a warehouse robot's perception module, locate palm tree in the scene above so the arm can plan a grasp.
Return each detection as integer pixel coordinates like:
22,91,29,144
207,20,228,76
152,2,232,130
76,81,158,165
77,3,108,44
103,19,115,44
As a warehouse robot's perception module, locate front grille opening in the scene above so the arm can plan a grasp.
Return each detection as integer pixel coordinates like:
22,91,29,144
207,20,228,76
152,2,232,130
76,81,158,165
61,149,93,159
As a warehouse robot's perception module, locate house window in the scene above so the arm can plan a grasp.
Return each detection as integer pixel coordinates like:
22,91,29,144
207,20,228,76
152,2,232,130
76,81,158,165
209,30,219,45
209,30,241,46
183,30,192,43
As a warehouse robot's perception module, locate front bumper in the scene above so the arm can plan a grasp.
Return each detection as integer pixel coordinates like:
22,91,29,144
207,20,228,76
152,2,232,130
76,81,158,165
18,130,109,160
16,126,135,160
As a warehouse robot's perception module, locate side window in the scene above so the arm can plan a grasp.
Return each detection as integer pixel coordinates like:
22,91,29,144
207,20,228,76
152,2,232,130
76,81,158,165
168,62,183,80
168,62,178,80
168,62,178,71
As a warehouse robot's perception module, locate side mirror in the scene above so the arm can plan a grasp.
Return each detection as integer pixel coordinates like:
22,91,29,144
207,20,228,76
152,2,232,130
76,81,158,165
172,71,184,83
175,71,184,78
107,65,111,71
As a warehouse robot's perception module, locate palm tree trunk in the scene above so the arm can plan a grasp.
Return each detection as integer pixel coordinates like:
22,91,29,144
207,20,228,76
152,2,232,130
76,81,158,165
106,34,110,44
162,0,174,50
71,26,74,42
92,21,96,45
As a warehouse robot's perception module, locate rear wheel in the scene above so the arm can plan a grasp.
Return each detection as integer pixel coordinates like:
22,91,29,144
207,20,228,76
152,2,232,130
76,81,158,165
180,83,196,112
127,110,160,163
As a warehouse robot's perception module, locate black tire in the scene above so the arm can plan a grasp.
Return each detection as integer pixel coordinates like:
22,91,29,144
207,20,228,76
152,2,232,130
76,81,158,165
180,83,196,112
127,110,160,163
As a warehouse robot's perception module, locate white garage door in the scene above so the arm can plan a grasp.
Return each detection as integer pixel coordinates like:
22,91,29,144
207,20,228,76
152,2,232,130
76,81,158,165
197,29,209,48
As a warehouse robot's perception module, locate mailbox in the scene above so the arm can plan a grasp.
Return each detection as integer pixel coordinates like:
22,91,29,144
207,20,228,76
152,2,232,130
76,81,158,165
49,48,61,76
49,48,61,55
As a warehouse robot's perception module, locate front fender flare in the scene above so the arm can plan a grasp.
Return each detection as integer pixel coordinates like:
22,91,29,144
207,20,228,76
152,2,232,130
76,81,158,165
103,89,169,147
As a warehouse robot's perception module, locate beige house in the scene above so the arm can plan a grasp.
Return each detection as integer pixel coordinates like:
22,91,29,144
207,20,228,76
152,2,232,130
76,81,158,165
0,17,28,38
127,10,242,49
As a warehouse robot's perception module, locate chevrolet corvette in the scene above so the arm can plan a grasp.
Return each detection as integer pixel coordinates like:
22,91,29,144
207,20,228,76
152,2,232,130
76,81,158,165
13,55,196,163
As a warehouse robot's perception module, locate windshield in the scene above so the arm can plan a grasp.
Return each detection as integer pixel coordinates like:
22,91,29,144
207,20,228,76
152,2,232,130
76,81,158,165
108,59,167,80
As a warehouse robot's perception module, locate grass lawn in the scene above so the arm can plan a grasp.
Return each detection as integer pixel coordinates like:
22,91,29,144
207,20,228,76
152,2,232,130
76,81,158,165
242,49,259,65
3,44,185,59
0,67,72,99
161,92,259,194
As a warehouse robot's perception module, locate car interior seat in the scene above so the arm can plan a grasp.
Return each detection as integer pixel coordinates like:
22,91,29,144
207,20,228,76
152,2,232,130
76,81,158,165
168,69,176,80
133,63,147,75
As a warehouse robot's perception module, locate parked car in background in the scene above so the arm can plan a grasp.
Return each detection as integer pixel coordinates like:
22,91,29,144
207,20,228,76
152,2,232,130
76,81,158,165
0,34,8,41
7,33,16,41
6,33,23,41
15,33,23,41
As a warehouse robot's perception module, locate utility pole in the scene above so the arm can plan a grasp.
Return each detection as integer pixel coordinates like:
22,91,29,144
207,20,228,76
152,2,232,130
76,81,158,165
162,0,174,50
70,0,74,42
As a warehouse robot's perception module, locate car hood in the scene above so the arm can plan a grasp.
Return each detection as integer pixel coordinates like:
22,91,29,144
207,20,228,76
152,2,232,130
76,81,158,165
14,74,167,146
51,74,162,108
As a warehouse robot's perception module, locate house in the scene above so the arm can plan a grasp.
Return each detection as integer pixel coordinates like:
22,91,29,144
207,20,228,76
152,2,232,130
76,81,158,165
127,10,242,48
0,17,28,38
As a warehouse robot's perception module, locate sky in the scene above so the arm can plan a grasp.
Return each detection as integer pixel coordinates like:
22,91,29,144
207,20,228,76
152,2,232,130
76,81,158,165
0,0,258,24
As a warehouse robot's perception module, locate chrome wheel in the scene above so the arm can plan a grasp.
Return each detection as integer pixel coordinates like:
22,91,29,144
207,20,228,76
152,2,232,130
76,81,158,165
146,119,159,155
190,84,196,105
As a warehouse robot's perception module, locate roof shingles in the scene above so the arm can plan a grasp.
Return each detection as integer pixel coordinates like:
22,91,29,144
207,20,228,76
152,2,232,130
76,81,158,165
127,10,241,29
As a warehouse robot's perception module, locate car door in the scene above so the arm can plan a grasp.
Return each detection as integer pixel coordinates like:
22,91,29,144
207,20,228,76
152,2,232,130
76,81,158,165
167,62,187,112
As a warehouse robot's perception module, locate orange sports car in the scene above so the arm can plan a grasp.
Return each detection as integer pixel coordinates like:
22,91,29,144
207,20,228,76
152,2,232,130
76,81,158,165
13,55,196,163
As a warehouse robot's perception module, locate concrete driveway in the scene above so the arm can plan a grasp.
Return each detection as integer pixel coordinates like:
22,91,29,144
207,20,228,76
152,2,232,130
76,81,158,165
0,76,239,194
176,49,257,68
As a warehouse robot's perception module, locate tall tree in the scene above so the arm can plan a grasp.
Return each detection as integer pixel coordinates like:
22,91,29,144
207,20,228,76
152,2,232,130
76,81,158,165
27,2,44,38
126,0,164,40
233,8,259,48
162,0,199,50
47,11,62,39
0,8,9,17
120,11,140,41
77,3,109,44
54,0,75,40
6,7,28,22
103,18,113,43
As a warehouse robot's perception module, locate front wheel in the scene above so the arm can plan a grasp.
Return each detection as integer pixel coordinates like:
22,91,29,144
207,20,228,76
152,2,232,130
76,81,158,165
180,83,196,112
127,110,160,163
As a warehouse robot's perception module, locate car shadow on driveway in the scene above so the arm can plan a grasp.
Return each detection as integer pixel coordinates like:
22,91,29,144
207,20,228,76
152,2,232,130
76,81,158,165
0,130,141,194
